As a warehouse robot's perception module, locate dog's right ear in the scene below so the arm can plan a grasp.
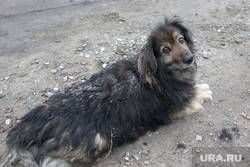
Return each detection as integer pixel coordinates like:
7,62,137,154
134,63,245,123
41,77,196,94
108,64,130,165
137,35,158,85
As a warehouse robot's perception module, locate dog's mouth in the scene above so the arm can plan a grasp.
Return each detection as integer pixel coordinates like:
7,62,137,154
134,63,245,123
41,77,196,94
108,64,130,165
167,59,195,70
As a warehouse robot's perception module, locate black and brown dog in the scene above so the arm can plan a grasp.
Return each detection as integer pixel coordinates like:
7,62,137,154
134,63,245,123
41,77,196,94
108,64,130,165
3,18,212,167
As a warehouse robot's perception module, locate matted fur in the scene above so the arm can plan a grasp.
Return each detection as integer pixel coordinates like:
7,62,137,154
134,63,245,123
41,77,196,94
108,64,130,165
2,18,212,167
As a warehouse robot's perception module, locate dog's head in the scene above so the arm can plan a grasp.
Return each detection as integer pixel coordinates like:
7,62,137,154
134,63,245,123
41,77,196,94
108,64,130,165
138,18,196,85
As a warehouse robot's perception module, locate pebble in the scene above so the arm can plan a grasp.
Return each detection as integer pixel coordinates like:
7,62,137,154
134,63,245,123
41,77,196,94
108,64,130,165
144,161,150,165
27,103,38,110
142,149,149,155
81,62,87,65
54,87,59,93
81,77,87,80
99,58,110,64
248,53,250,56
102,63,107,68
235,40,241,44
30,60,39,65
60,72,68,76
63,76,68,82
126,152,130,156
5,119,12,125
0,91,5,99
59,64,65,69
209,122,214,126
44,62,50,66
124,157,129,161
85,54,90,58
42,87,50,92
133,155,140,161
125,162,130,166
45,92,54,98
50,69,57,74
196,135,203,141
221,43,225,46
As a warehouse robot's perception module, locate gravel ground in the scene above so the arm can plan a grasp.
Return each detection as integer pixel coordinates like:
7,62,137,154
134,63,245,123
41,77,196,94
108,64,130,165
0,0,249,166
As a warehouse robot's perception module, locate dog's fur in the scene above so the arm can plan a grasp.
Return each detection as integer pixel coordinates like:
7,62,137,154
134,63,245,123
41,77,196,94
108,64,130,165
2,18,212,167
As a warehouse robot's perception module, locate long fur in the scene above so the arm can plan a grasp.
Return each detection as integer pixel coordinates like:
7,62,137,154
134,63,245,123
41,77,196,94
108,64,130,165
2,18,212,167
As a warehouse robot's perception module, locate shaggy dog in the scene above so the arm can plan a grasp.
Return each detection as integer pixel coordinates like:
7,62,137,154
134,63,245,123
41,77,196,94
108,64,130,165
3,18,212,167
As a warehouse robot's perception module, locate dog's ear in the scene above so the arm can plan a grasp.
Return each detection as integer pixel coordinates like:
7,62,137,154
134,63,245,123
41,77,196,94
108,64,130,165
168,18,194,52
137,35,158,85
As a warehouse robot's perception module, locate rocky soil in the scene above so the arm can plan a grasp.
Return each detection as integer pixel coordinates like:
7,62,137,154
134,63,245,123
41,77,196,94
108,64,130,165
0,0,249,166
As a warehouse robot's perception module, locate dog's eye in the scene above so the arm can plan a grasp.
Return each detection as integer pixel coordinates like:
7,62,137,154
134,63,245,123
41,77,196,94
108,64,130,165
178,37,185,44
163,47,171,54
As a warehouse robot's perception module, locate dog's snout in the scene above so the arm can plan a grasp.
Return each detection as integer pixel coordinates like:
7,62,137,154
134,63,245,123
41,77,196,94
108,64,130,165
183,54,194,64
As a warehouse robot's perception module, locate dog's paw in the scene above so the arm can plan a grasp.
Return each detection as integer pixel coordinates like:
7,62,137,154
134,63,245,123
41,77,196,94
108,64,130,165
195,83,212,103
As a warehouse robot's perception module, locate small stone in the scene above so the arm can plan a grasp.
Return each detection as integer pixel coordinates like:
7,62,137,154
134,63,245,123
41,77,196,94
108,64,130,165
100,47,105,52
44,62,50,66
195,149,201,153
54,87,59,93
27,103,38,110
5,119,12,125
248,53,250,56
247,116,250,120
60,72,68,76
63,76,68,82
241,112,247,117
142,149,148,155
81,77,87,80
196,135,203,141
42,87,50,92
221,43,225,46
124,157,129,161
102,63,107,68
30,60,39,65
144,161,150,165
85,54,90,58
50,69,57,74
45,92,54,98
125,162,130,166
235,40,241,44
133,155,140,161
181,149,188,154
78,47,83,51
247,143,250,147
80,17,84,20
209,122,214,126
59,64,65,69
126,152,130,156
0,91,5,99
81,62,87,65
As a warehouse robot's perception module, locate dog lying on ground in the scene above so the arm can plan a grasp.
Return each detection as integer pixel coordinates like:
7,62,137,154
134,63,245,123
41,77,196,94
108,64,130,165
3,18,212,167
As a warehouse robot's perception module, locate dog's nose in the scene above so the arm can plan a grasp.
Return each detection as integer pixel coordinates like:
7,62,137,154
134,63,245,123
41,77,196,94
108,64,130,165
183,54,194,64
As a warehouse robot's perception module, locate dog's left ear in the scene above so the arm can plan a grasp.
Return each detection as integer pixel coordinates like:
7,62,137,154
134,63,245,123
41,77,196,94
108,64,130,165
169,18,194,52
137,35,158,85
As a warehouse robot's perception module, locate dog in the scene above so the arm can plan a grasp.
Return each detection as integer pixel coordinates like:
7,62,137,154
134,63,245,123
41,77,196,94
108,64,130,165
2,18,212,167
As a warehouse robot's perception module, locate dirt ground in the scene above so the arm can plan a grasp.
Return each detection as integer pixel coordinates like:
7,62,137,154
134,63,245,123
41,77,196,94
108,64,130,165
0,0,249,166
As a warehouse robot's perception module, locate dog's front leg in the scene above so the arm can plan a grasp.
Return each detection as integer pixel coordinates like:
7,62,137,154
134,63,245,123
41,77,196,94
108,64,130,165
171,83,212,119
